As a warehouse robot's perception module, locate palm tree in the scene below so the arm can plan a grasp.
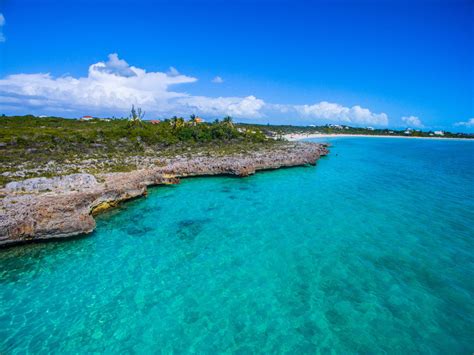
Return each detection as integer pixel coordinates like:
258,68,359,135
189,114,197,126
170,116,185,129
170,116,178,129
128,105,145,127
223,115,234,128
176,117,185,128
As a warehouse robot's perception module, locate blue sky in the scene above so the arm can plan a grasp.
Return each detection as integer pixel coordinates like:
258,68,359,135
0,0,472,131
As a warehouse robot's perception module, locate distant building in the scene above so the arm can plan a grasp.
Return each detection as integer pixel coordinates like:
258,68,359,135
404,130,412,135
366,127,375,131
434,130,444,136
80,115,93,121
309,124,316,127
150,120,161,124
195,117,204,123
38,115,48,118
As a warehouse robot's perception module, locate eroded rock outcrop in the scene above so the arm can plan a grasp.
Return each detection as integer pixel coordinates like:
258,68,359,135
0,142,328,246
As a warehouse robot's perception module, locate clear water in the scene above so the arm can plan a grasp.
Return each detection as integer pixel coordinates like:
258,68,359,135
1,137,473,353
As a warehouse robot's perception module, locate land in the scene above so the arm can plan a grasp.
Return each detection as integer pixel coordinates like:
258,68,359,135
0,115,328,246
283,133,474,141
241,123,474,140
0,115,269,186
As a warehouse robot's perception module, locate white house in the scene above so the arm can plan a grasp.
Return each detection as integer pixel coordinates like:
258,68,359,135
80,115,93,121
434,130,444,136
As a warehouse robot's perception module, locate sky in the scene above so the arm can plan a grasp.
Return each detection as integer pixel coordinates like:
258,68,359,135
0,0,472,131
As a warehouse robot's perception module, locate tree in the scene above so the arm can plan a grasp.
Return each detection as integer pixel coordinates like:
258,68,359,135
189,114,197,126
129,105,145,127
223,115,234,128
170,116,185,129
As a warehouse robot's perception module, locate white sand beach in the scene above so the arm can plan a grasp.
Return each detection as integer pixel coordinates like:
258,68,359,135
283,133,472,141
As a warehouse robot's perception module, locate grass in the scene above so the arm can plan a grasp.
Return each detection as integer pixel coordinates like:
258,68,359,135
0,115,275,185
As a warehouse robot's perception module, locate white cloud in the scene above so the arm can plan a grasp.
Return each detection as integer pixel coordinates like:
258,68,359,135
0,13,5,42
293,101,389,126
0,53,394,124
179,95,264,118
95,53,136,77
212,76,224,83
0,55,197,115
0,54,267,118
454,118,474,128
401,115,423,128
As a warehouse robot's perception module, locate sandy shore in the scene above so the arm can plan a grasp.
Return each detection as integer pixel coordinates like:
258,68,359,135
283,133,472,142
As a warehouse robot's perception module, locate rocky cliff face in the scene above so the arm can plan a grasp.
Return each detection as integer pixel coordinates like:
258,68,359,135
0,142,328,246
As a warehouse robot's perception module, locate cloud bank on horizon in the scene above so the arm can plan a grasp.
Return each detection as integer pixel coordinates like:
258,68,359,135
454,118,474,128
401,115,423,128
0,53,415,127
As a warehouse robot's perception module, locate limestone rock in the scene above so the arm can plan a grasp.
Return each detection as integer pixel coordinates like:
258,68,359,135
0,142,328,246
5,173,98,193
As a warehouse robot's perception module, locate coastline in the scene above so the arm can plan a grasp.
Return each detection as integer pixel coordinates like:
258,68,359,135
283,133,473,141
0,142,328,247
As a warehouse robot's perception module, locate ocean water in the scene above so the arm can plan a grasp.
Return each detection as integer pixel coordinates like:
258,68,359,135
1,137,473,353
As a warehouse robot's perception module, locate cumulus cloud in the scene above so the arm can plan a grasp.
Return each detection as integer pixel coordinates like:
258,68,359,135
212,76,224,83
0,54,267,118
401,115,423,128
178,95,264,118
293,101,389,126
94,53,136,77
454,118,474,128
0,53,394,124
0,13,5,42
0,54,198,115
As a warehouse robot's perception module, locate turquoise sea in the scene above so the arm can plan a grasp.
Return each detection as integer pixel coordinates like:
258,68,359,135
1,137,473,353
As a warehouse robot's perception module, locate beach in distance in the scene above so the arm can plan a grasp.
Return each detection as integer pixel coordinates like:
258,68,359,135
284,133,474,141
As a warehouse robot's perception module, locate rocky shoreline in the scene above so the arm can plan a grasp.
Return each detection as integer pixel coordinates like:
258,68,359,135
0,142,328,247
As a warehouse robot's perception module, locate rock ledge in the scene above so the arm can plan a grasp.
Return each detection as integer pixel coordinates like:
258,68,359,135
0,142,328,246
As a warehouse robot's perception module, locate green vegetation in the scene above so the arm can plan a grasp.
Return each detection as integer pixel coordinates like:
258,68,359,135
0,113,270,185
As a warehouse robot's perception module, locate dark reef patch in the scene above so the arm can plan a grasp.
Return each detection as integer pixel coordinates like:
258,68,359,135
176,218,211,241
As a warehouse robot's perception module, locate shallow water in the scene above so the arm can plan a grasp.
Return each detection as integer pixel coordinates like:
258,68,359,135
1,137,473,353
